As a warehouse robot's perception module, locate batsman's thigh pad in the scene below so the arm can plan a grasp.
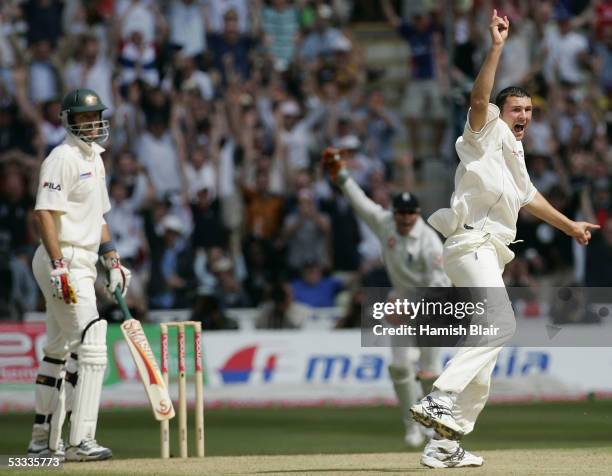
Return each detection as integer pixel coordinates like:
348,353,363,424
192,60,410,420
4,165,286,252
69,318,107,446
33,245,99,352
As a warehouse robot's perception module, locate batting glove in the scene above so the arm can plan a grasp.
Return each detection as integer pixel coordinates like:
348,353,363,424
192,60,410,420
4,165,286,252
101,256,132,300
50,258,77,304
321,147,349,184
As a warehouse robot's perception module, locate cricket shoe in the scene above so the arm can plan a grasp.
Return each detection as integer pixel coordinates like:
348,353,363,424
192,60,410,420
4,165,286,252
65,439,112,461
410,392,464,440
26,439,65,461
421,438,484,468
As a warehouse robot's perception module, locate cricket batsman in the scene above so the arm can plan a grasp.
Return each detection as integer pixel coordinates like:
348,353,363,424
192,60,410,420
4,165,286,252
26,88,131,461
408,10,599,468
321,148,451,452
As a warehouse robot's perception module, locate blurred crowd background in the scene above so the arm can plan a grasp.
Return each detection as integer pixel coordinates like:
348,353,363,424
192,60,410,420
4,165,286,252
0,0,611,327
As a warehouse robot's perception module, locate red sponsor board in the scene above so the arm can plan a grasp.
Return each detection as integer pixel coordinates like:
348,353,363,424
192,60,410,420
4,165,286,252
0,323,47,383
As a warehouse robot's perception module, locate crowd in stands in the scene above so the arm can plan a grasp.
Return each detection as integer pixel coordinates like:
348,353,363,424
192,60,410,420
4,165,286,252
0,0,610,326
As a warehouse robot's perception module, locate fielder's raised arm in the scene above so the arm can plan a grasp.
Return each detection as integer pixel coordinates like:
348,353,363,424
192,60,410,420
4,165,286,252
469,9,508,132
321,147,387,234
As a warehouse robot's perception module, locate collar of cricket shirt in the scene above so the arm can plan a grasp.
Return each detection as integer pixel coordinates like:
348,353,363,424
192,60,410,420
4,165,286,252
65,133,106,161
406,216,424,240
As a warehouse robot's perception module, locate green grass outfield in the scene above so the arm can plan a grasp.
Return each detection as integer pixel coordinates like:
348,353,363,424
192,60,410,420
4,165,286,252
1,400,612,459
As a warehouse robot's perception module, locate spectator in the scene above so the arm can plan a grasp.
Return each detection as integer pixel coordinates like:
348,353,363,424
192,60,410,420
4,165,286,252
321,186,361,272
243,236,277,306
290,259,342,308
282,187,331,271
585,217,612,286
39,100,65,154
147,214,196,309
242,166,284,241
118,29,159,87
542,5,589,87
0,166,37,319
276,100,323,172
261,0,299,68
105,180,147,264
27,39,61,105
298,3,344,65
556,96,593,151
179,55,214,101
64,33,114,114
335,134,382,189
207,8,257,83
135,114,183,200
191,186,227,250
256,282,299,329
117,0,159,44
528,154,560,195
21,0,63,47
593,24,612,94
355,89,401,173
206,0,250,34
168,0,207,58
112,150,151,207
192,294,239,330
382,0,445,158
0,166,35,257
211,256,251,308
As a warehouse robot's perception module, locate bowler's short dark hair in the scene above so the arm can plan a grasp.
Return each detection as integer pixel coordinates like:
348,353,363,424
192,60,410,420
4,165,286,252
495,86,531,110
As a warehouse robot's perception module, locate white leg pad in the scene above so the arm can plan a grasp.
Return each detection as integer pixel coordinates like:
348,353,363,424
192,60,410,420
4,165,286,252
34,358,64,420
388,363,418,430
48,380,65,451
49,353,78,451
69,319,107,446
32,355,66,449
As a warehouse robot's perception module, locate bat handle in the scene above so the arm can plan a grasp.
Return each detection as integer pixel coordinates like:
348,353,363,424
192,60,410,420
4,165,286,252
114,288,133,320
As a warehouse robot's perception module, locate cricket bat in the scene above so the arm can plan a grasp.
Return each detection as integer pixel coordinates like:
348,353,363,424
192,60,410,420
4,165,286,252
115,289,175,421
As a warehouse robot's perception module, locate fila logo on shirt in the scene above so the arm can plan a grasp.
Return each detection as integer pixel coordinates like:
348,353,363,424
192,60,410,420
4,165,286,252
43,182,61,191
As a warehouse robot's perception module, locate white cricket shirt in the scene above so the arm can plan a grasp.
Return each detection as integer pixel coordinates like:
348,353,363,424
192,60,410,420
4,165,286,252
341,178,451,289
428,103,537,245
35,134,111,253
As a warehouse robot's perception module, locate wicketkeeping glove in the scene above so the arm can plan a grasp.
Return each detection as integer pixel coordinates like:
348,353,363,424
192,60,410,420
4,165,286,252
321,147,349,184
101,256,132,301
50,258,77,304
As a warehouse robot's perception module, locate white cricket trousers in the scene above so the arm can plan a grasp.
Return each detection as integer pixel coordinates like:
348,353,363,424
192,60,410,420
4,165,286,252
433,233,515,435
32,244,100,358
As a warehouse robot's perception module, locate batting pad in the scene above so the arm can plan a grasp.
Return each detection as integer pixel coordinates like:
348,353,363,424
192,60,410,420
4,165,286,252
34,357,65,435
49,354,78,451
69,319,107,446
388,364,419,430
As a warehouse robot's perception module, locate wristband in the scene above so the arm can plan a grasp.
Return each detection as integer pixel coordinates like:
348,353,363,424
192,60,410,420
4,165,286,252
99,240,117,256
50,258,67,269
337,168,350,185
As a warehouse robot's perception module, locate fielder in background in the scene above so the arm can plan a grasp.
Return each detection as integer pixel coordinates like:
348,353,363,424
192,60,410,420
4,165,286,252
409,10,600,468
321,147,451,451
27,88,131,461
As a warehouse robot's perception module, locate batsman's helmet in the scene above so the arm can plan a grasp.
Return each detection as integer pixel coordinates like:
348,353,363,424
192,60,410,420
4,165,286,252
60,88,110,144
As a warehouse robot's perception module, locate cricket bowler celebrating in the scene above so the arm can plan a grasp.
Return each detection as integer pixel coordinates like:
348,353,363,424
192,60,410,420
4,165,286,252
321,148,451,450
408,11,599,468
27,88,131,461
